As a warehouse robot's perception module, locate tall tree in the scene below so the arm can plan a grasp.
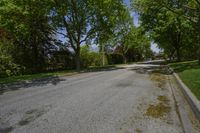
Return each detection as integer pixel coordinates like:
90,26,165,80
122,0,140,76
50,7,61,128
51,0,125,70
113,8,134,63
132,0,193,61
0,0,54,73
133,0,200,63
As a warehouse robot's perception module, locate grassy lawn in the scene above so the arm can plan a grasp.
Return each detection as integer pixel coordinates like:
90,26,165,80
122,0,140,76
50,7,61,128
170,60,200,100
0,64,123,85
0,70,77,85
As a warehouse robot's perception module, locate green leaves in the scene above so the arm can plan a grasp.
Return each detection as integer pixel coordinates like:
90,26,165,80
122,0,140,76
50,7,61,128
133,0,199,61
0,0,54,73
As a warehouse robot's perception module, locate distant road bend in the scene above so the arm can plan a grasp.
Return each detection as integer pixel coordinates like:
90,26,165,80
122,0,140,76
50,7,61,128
0,64,200,133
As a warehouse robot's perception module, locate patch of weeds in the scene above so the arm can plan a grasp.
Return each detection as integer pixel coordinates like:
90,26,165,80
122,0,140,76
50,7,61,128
188,109,200,131
150,73,166,89
145,96,171,118
158,95,169,103
136,128,142,133
146,103,170,118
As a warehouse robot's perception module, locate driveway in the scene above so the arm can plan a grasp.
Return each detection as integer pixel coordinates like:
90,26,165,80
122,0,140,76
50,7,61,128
0,64,199,133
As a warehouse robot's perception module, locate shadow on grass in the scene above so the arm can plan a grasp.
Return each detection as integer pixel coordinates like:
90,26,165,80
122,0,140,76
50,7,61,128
0,76,66,95
170,60,200,73
0,65,124,95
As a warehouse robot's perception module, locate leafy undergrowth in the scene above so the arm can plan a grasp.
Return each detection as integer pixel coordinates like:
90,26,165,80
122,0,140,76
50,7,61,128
170,60,200,100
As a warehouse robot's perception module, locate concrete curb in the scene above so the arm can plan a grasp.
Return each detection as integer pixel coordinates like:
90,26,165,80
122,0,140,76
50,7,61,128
173,73,200,121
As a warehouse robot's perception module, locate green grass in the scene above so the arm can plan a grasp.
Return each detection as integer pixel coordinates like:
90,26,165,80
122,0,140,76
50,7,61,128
170,60,200,100
0,64,123,85
0,70,77,84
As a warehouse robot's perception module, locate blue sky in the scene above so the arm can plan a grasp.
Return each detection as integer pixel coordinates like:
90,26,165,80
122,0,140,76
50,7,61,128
124,0,130,5
124,0,160,53
58,0,160,53
123,0,140,27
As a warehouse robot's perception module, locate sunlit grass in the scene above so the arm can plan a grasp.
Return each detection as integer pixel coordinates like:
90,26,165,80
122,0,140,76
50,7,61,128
170,60,200,100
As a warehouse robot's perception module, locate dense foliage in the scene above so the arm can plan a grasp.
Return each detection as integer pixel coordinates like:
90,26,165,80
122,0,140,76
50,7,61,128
132,0,200,62
0,0,152,77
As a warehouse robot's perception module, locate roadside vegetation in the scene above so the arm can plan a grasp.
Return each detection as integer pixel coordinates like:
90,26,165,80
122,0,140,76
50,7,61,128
133,0,200,63
1,0,200,85
0,0,152,83
170,61,200,100
132,0,200,99
0,65,123,84
0,70,76,84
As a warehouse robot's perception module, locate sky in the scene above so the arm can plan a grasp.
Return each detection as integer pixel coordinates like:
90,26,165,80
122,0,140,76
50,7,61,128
124,0,160,53
58,0,160,53
123,0,140,27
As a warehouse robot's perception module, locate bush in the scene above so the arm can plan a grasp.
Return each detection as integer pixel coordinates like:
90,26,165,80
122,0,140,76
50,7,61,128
0,39,24,77
0,58,24,78
107,54,124,65
80,46,108,68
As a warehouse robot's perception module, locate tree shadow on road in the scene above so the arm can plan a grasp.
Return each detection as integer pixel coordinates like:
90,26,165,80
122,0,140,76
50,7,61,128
0,76,66,95
128,65,173,75
0,66,125,95
81,66,124,73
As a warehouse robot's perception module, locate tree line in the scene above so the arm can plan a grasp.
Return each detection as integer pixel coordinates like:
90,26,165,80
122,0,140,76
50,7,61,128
132,0,200,63
0,0,152,77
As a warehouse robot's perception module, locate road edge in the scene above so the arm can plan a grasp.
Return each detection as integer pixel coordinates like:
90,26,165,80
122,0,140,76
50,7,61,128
173,73,200,121
0,72,78,89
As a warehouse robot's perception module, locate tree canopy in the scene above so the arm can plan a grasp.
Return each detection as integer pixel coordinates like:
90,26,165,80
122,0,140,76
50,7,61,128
132,0,199,62
0,0,154,77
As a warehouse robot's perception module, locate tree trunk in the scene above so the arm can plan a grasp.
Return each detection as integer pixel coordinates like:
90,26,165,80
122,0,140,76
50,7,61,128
174,43,181,62
176,48,181,62
122,48,127,64
102,43,105,66
198,57,200,65
198,17,200,65
75,46,81,72
33,39,39,73
197,43,200,65
75,54,80,72
123,55,127,64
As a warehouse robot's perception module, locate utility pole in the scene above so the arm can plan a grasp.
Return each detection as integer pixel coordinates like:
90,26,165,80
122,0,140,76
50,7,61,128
102,43,105,66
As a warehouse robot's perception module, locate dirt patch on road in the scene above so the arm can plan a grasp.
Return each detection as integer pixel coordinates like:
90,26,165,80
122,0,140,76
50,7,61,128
136,128,142,133
145,95,171,118
150,73,166,90
158,95,169,103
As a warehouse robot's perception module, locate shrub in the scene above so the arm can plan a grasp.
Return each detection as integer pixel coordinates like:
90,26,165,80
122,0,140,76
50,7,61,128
107,54,124,65
80,45,108,68
0,39,24,77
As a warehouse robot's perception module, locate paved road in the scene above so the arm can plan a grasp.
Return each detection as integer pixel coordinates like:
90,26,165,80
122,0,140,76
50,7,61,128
0,65,199,133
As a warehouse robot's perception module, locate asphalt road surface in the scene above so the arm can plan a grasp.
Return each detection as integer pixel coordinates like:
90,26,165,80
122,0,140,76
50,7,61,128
0,64,200,133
